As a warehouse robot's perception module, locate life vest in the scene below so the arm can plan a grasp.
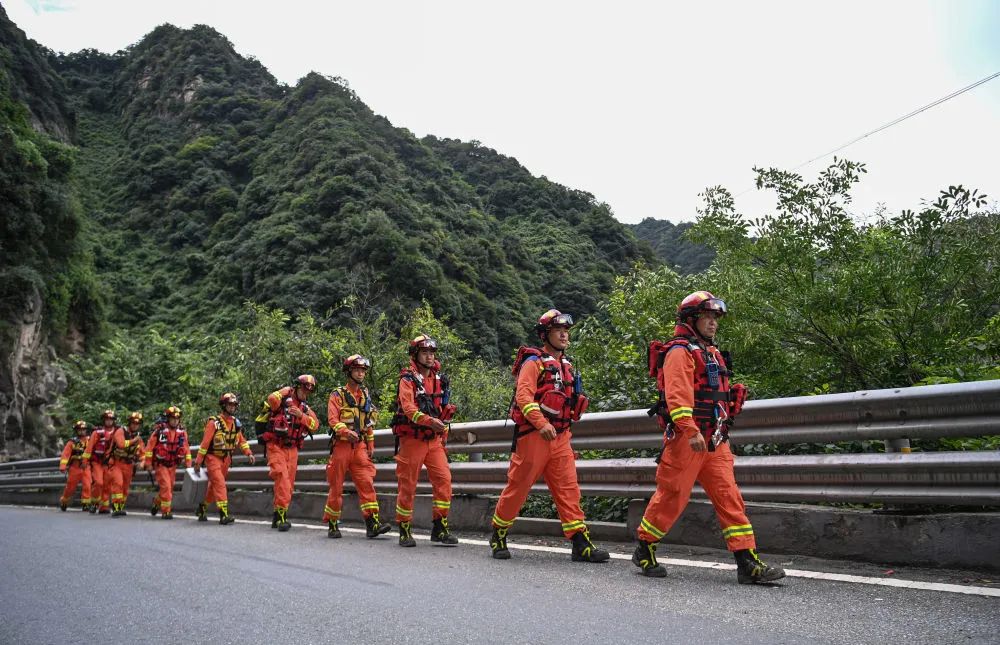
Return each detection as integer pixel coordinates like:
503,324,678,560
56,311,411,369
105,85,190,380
208,415,242,456
508,346,588,450
260,387,313,448
647,325,733,449
152,424,189,466
68,438,87,464
111,428,142,463
90,427,116,463
330,385,374,447
390,367,448,440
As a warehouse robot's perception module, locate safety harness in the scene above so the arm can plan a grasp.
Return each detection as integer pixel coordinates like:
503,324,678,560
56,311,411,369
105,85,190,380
152,424,189,466
508,346,588,452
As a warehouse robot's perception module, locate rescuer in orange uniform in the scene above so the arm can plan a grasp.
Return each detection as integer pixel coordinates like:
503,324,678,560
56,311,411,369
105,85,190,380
107,411,146,516
633,291,785,584
59,421,92,511
258,375,320,532
82,410,120,514
489,310,609,563
144,406,192,519
391,335,458,547
323,355,391,539
194,393,255,525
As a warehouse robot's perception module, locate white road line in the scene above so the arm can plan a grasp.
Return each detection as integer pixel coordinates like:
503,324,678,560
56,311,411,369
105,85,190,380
8,504,999,598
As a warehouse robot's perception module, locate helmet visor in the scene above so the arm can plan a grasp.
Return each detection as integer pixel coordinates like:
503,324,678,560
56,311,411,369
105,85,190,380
352,357,371,368
550,313,574,328
702,298,727,316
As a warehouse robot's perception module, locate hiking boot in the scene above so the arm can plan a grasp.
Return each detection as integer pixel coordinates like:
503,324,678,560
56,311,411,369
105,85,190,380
277,508,291,532
219,504,235,525
327,520,342,539
60,501,68,512
398,521,416,547
271,510,279,529
365,513,392,538
632,540,667,578
111,503,124,517
89,504,98,514
162,511,174,520
196,503,208,522
149,502,159,516
570,530,610,563
490,527,511,560
735,549,785,585
98,507,110,515
431,518,459,545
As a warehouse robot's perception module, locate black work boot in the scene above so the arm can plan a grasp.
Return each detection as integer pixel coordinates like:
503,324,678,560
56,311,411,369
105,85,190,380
112,502,126,517
162,511,174,520
431,517,459,545
490,527,511,560
89,504,98,514
277,508,291,532
196,502,208,522
219,503,235,525
149,501,159,516
571,530,610,563
98,506,110,515
365,513,391,538
60,501,68,512
735,549,786,584
271,510,279,529
632,540,667,578
327,520,342,539
398,521,416,547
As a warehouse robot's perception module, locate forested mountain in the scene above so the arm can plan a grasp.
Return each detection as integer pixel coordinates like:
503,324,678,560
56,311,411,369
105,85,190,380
628,217,714,274
40,21,655,359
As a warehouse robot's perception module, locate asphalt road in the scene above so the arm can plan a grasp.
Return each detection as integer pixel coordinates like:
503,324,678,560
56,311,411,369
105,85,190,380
0,506,996,644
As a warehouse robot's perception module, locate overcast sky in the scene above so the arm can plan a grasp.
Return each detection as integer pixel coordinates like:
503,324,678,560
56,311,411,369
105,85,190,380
7,0,1000,223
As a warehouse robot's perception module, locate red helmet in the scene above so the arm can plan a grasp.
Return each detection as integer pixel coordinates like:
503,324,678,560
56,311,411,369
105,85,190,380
535,309,574,340
408,334,437,356
342,354,371,373
101,409,116,421
677,291,727,321
126,411,143,425
294,374,317,391
164,406,183,419
219,392,239,407
73,420,89,433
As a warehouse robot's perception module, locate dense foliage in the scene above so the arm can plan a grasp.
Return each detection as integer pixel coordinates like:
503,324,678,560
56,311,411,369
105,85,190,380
628,217,715,274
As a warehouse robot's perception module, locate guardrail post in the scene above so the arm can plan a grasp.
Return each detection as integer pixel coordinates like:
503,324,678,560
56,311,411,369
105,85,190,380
884,438,911,454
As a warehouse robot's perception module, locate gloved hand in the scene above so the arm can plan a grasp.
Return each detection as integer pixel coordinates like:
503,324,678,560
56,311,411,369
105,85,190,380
729,384,747,417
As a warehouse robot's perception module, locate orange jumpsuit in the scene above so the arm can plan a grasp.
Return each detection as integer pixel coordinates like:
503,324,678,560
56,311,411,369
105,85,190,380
263,387,319,512
59,437,91,507
394,363,452,524
636,344,755,551
492,353,587,538
195,414,253,511
107,428,144,510
83,427,117,512
323,383,379,523
144,425,192,514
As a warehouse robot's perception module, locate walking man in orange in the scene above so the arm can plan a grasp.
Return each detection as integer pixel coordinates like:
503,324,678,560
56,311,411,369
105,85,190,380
82,410,119,514
489,310,609,563
258,375,320,531
391,335,458,547
59,421,92,511
107,411,145,516
634,291,784,584
323,355,390,539
194,393,255,525
144,406,191,519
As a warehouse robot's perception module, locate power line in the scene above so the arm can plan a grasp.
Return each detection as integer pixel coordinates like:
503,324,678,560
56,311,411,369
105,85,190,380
735,70,1000,196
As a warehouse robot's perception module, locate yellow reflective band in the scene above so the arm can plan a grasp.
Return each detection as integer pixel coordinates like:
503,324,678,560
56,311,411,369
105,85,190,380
123,439,130,448
82,452,91,459
492,514,515,528
396,505,413,516
669,407,693,421
410,411,425,423
240,443,250,450
360,502,380,509
60,459,68,466
640,517,666,539
432,501,451,507
521,403,541,415
197,448,208,455
333,422,348,432
561,520,586,530
144,452,153,458
722,523,753,537
306,417,318,430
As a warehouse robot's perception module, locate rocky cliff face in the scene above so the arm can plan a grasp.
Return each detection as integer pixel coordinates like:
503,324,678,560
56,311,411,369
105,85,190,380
0,291,68,460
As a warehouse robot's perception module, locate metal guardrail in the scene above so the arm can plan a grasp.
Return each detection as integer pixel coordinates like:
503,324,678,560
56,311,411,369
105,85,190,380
1,380,998,505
